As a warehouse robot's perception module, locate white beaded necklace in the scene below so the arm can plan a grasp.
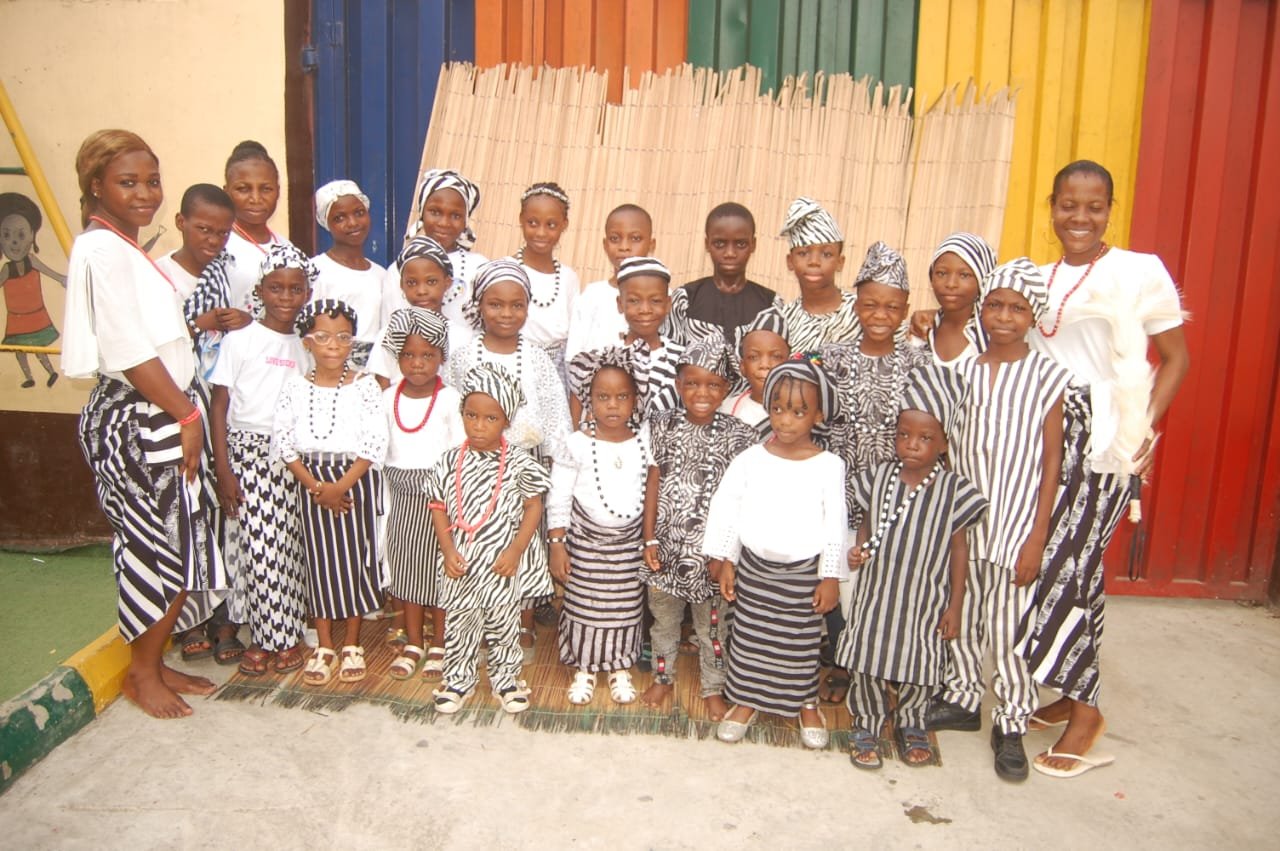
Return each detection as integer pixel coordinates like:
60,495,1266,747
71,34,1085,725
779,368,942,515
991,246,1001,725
859,460,942,559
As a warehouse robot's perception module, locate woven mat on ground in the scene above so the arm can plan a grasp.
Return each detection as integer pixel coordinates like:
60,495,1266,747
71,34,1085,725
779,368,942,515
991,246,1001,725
215,616,941,764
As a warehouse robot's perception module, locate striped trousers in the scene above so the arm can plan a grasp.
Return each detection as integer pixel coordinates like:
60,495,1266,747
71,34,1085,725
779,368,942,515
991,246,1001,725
848,674,931,734
443,602,523,694
939,559,1039,735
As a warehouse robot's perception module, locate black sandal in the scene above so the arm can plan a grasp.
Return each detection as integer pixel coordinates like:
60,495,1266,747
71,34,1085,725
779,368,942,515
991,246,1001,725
178,628,213,662
211,626,247,665
894,724,934,767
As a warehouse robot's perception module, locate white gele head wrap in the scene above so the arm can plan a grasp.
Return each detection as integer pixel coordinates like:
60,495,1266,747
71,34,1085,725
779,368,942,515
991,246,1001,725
314,179,371,231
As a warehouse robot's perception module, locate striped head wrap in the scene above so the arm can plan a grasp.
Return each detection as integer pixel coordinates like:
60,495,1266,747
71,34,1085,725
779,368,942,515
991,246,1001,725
763,351,838,419
314,179,370,230
568,341,651,423
461,362,525,422
295,297,358,337
464,258,532,331
260,242,319,284
780,197,844,248
521,181,570,215
900,363,968,437
730,307,790,377
396,235,453,278
855,240,909,291
929,232,997,285
981,257,1049,323
381,307,450,361
616,256,671,286
677,336,732,380
412,168,481,248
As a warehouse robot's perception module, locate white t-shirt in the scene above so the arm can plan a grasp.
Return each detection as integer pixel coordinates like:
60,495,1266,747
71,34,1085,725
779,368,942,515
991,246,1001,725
208,321,309,433
62,229,194,386
382,382,466,469
272,372,388,464
225,229,292,312
382,246,489,328
565,279,628,362
719,390,768,429
310,253,387,346
521,261,579,349
546,425,652,529
155,251,200,301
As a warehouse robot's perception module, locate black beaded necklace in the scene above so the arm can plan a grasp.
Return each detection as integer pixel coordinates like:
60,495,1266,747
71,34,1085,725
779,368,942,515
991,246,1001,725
306,361,350,441
588,420,649,520
442,247,468,307
476,334,524,386
516,248,560,309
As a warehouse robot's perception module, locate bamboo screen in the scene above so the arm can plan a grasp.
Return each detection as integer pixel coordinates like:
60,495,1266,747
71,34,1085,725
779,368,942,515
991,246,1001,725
414,63,1015,309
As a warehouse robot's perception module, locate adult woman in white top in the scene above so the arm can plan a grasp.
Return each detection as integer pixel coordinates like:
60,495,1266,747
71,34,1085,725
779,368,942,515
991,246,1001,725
62,130,226,719
1023,160,1189,777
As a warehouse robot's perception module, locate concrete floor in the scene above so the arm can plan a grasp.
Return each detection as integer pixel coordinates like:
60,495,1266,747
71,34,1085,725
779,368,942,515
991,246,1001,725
2,596,1278,849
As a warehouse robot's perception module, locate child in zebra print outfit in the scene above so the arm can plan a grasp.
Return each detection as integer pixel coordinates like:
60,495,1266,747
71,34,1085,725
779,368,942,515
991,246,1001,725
926,258,1072,782
706,355,847,748
426,363,551,714
720,309,790,437
550,345,653,705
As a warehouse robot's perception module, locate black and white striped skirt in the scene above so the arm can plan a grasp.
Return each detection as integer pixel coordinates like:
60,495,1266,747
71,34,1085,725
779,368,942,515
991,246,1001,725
383,465,443,607
297,453,384,619
77,376,226,642
557,501,645,672
723,548,823,718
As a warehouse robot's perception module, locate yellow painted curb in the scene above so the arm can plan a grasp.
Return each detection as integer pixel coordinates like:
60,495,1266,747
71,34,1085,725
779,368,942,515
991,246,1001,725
63,627,129,715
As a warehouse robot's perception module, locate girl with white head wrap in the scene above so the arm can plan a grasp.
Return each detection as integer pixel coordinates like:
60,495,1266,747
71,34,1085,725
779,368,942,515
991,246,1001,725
309,178,384,368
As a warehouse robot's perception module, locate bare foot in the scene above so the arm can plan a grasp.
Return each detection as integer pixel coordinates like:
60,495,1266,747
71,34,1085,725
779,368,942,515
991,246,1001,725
703,693,729,721
1029,696,1072,730
1037,705,1105,772
160,664,217,695
640,681,673,709
122,668,192,718
724,704,755,724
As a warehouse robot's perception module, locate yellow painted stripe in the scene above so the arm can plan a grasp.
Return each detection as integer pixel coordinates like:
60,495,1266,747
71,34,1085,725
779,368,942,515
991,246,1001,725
916,0,1152,263
64,627,131,715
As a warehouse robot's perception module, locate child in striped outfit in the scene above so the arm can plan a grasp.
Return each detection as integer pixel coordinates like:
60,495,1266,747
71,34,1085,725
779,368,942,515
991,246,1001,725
380,308,465,681
549,345,653,705
706,354,847,748
426,364,551,714
926,258,1071,782
272,299,388,687
840,365,988,769
778,198,860,350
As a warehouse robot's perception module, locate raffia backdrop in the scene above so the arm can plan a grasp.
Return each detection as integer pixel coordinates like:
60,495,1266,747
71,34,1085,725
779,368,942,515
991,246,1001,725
413,63,1014,309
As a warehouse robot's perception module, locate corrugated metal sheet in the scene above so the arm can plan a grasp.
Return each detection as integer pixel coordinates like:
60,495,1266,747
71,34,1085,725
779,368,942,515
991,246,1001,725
312,0,475,265
914,0,1150,263
475,0,688,102
1117,0,1280,600
686,0,918,94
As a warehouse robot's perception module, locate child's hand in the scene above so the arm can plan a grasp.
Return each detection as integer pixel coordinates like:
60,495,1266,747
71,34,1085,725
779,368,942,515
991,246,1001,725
643,542,662,573
442,549,467,578
1013,537,1045,587
707,558,725,582
909,309,937,340
217,308,253,332
492,547,520,578
812,577,839,614
549,541,571,583
214,467,244,518
937,604,962,640
314,482,352,514
846,546,867,570
718,562,737,602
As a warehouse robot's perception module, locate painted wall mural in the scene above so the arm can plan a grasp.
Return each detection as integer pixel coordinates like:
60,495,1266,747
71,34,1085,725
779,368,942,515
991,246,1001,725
0,192,66,390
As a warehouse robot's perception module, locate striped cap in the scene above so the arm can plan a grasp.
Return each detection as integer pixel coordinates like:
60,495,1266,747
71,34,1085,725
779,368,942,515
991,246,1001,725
763,351,838,419
617,256,671,285
929,232,997,284
780,197,844,248
461,362,525,421
296,297,358,336
465,258,532,331
381,307,450,361
260,242,319,283
900,363,968,436
677,336,732,380
981,257,1049,323
396,235,453,278
568,341,651,422
855,241,909,291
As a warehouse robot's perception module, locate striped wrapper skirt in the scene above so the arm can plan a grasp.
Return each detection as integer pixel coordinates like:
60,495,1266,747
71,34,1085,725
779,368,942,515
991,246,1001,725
297,453,384,619
77,376,226,642
382,465,444,607
723,548,823,718
556,501,645,673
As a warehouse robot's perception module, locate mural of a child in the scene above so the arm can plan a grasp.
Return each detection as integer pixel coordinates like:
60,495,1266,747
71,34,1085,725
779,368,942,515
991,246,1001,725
0,192,65,388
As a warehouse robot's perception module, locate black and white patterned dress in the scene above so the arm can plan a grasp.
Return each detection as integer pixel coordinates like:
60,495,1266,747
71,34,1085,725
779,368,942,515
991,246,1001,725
780,291,861,350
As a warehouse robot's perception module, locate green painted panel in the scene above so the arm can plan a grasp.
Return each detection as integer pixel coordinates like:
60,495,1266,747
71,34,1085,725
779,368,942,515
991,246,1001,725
718,0,750,69
834,0,855,72
852,0,887,80
748,0,785,93
882,0,919,92
688,0,720,68
779,0,802,82
816,0,842,73
796,0,820,77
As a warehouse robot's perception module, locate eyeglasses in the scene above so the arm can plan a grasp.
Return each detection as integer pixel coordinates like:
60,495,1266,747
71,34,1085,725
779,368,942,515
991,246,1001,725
306,332,354,346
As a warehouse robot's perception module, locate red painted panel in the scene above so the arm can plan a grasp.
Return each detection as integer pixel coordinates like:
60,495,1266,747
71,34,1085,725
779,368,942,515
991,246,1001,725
1119,0,1279,599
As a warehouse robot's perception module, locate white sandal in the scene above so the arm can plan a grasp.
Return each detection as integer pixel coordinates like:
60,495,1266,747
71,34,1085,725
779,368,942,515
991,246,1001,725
388,645,424,680
608,670,637,704
302,647,337,687
421,646,446,679
567,670,596,705
338,645,367,683
433,685,471,714
496,681,532,714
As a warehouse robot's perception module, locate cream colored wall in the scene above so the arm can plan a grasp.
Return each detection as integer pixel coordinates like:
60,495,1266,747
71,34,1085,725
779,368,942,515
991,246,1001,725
0,0,288,414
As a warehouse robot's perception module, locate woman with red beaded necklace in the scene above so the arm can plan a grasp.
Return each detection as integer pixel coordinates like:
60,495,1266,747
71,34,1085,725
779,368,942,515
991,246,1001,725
379,307,465,681
62,129,226,719
1023,160,1189,778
